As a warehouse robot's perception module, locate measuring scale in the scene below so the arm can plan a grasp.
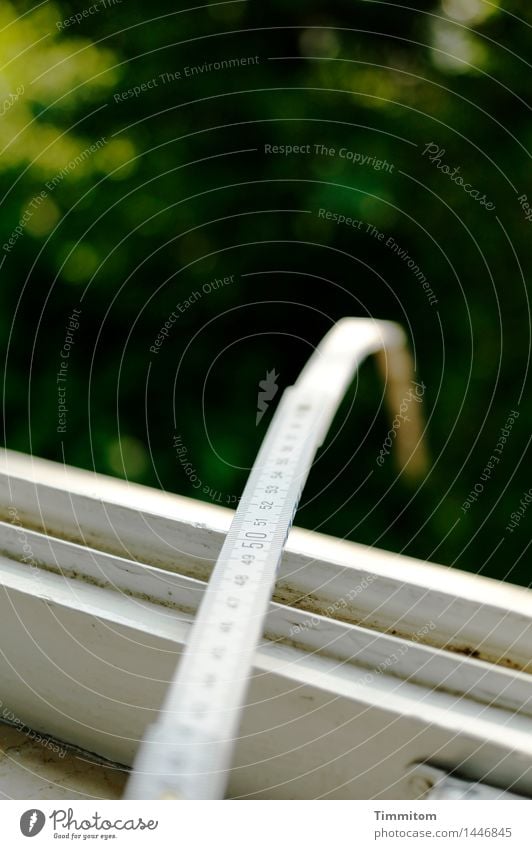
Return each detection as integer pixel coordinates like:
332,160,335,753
125,318,426,800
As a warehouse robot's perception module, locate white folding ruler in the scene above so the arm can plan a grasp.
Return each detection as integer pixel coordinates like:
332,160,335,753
125,317,426,800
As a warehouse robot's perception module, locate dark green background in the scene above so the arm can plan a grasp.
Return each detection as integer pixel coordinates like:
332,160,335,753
1,1,530,585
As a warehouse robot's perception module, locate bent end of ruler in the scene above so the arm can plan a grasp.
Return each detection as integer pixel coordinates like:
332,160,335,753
375,340,429,481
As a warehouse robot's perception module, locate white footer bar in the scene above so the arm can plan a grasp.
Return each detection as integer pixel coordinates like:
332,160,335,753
2,798,530,848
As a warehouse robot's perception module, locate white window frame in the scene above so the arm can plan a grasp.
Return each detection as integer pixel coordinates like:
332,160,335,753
0,448,531,799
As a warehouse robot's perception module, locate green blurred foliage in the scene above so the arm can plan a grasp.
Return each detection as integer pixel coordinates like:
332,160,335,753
1,0,531,585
